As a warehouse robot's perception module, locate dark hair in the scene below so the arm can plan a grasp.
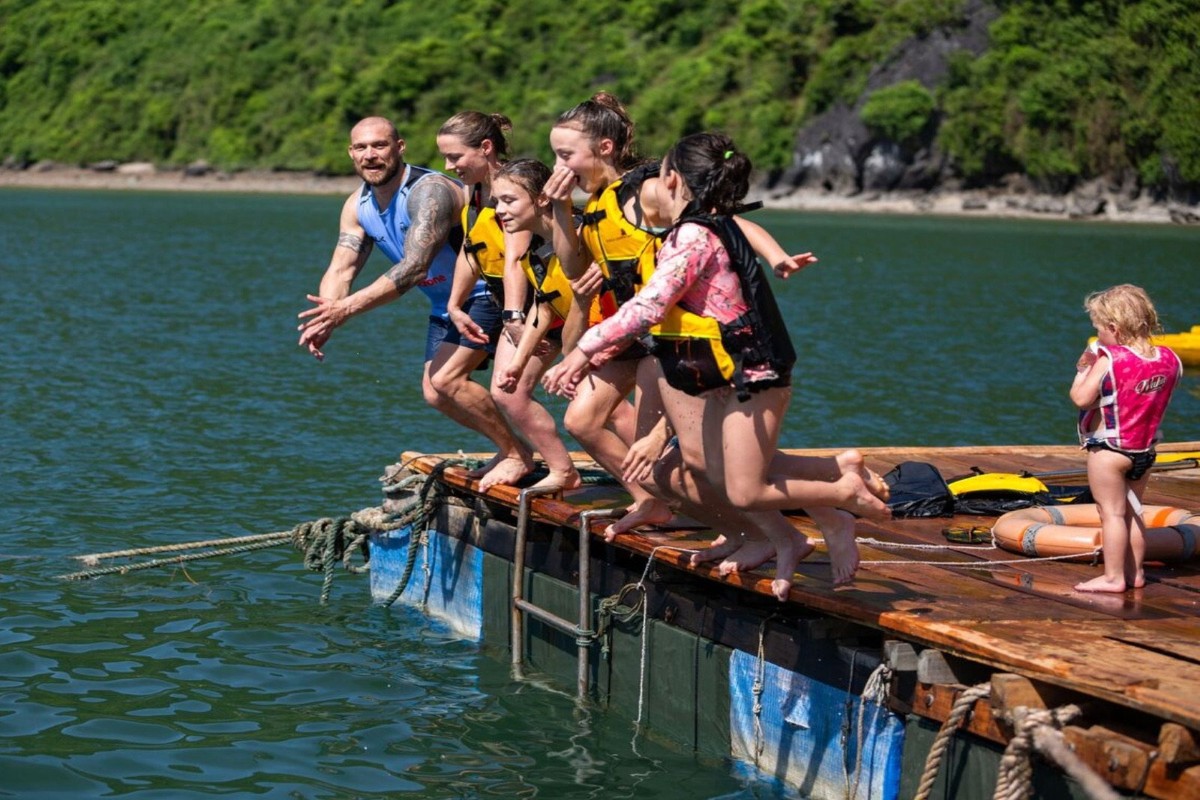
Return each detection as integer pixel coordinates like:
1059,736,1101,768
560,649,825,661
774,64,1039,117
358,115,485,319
438,111,512,158
494,158,551,198
554,92,639,171
664,132,751,216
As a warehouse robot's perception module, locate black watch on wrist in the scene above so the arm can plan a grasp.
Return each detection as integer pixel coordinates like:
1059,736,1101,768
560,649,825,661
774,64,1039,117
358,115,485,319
502,310,526,323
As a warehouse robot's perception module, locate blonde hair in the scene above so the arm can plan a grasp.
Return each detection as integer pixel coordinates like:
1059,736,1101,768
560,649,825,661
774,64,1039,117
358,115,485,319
1084,283,1161,353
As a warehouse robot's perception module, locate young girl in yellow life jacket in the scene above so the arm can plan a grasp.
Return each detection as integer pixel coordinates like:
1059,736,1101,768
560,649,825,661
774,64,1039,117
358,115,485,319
436,111,538,491
545,133,892,596
540,93,676,534
478,158,582,491
543,93,861,547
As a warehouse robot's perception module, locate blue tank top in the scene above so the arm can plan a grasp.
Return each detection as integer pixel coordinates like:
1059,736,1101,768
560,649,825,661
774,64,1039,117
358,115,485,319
355,165,486,318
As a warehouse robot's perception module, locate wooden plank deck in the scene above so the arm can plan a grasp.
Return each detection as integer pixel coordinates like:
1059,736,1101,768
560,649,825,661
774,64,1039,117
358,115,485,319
401,442,1200,733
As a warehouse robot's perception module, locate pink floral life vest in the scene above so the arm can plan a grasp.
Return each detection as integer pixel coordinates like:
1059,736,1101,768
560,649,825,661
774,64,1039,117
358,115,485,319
1078,344,1182,451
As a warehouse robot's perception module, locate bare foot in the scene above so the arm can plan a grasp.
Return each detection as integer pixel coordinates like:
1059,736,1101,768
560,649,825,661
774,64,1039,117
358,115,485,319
1126,570,1145,589
1074,575,1129,593
526,467,583,493
690,534,741,566
836,449,891,503
717,535,776,576
833,472,891,520
467,452,505,479
478,455,535,491
768,529,817,601
606,497,673,540
812,508,860,585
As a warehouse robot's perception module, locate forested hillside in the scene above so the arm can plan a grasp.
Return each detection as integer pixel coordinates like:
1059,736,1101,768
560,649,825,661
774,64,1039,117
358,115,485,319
1,0,1196,195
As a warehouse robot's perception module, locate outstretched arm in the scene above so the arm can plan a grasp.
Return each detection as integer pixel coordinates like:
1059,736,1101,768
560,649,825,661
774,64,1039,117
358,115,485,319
298,178,461,355
734,216,817,278
298,193,374,359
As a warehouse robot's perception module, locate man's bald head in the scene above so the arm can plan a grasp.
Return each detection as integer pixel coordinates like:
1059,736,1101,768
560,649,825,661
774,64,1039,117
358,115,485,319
348,118,406,186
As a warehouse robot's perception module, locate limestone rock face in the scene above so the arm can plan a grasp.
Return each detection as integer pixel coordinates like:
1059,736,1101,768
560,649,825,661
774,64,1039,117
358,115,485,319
771,0,997,197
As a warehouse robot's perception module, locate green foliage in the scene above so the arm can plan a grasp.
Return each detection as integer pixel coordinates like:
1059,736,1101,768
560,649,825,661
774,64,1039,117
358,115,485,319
861,80,934,145
935,0,1200,189
0,0,1195,193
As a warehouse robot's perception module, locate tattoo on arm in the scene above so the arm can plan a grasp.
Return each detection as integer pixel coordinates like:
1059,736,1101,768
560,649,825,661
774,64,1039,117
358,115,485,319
384,178,459,294
337,232,369,254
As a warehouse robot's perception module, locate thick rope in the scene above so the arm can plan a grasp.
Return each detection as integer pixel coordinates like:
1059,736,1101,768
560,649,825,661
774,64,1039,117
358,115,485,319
377,465,446,608
56,538,292,581
72,531,293,565
595,583,645,660
913,682,992,800
1029,719,1120,800
994,705,1118,800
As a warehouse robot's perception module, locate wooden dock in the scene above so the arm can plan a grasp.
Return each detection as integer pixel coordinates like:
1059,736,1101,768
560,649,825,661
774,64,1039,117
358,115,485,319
400,441,1200,798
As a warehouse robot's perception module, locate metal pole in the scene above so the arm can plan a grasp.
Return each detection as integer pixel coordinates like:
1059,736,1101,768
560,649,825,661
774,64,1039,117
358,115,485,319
511,486,563,677
576,508,621,700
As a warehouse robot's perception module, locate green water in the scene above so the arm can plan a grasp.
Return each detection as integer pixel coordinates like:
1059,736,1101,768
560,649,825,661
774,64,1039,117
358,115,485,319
1,187,1197,798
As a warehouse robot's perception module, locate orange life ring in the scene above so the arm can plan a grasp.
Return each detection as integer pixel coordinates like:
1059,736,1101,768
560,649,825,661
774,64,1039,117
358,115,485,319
991,504,1200,562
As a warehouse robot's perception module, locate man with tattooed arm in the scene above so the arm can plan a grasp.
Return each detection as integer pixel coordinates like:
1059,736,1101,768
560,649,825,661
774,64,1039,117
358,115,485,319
297,117,530,481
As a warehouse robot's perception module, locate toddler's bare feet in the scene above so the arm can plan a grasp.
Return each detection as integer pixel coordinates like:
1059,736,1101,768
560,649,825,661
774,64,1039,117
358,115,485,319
1074,575,1129,593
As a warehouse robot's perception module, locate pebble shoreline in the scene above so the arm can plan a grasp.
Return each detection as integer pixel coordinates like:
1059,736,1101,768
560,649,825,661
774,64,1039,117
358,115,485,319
2,164,1194,225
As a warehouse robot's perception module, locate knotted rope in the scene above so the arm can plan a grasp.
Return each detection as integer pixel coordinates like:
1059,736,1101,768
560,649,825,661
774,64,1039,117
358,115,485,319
913,682,992,800
844,660,893,800
55,465,448,607
993,705,1118,800
377,461,454,608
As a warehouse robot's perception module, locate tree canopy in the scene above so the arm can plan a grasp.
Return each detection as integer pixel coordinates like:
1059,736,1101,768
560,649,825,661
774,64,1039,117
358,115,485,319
1,0,1196,190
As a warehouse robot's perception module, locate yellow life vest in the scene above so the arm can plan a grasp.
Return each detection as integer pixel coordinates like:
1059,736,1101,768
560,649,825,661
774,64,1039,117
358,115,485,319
461,184,507,300
520,237,573,323
579,164,662,323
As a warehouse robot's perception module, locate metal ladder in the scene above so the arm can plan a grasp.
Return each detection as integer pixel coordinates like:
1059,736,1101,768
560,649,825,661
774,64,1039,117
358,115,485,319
510,485,620,699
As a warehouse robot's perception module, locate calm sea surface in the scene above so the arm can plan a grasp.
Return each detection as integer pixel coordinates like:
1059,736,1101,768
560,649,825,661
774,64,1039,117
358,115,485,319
1,187,1197,798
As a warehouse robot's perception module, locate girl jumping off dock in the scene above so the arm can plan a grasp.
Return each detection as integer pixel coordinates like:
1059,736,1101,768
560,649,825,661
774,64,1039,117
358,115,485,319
1070,283,1181,593
544,132,891,595
485,157,582,490
437,111,577,491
